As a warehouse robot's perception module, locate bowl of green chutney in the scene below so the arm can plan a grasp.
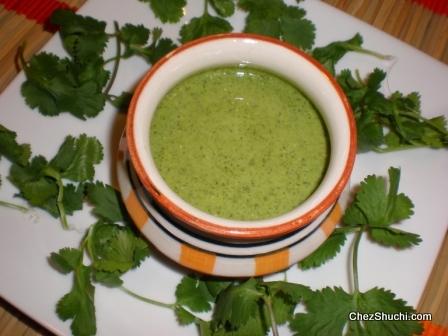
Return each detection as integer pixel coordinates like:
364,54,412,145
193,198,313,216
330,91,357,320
126,33,356,241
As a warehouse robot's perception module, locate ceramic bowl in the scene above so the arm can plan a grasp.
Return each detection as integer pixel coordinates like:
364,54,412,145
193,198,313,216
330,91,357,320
126,33,356,240
117,134,350,276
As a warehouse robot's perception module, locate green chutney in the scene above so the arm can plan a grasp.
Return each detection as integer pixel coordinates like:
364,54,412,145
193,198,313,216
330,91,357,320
150,66,329,221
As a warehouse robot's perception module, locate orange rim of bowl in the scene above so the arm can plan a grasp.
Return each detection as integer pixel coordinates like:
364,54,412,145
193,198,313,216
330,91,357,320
126,32,357,240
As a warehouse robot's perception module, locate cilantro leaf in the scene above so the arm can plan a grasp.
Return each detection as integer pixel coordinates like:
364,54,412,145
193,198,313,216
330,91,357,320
175,274,214,313
88,222,150,274
8,135,103,228
370,227,422,248
298,227,352,269
85,181,130,223
291,286,423,336
204,277,233,298
343,167,414,228
312,33,363,76
56,265,96,336
50,247,83,274
210,0,235,17
175,305,197,325
179,14,233,44
93,228,150,273
260,281,312,325
20,52,107,119
52,247,96,336
109,91,133,112
50,9,108,62
211,278,264,331
59,134,104,182
142,0,186,23
0,124,31,166
239,0,315,50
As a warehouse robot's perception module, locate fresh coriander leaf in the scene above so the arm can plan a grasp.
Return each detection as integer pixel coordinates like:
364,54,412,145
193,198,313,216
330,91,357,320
244,18,281,38
298,227,353,269
56,265,96,336
260,281,311,325
143,0,187,23
175,306,197,325
371,227,422,248
204,277,233,298
291,286,422,336
356,287,423,335
89,222,150,273
50,247,83,274
60,134,104,182
0,124,31,166
8,156,58,207
61,183,84,215
213,316,269,336
175,274,214,313
312,33,363,76
211,278,264,331
239,0,315,50
355,110,385,153
343,167,414,228
50,9,108,62
94,229,146,273
280,7,315,50
238,0,287,20
145,37,178,65
94,270,123,288
120,23,150,45
49,135,77,172
20,55,107,119
85,181,130,223
75,57,110,91
109,91,133,112
179,15,233,44
210,0,235,17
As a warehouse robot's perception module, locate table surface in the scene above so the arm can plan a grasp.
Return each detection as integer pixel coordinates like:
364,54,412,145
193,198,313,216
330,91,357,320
0,0,447,335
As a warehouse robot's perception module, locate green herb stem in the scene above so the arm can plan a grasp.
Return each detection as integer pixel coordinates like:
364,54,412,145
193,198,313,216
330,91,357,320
400,110,448,136
264,296,279,336
104,21,121,96
119,286,174,310
42,167,68,230
352,227,365,294
0,200,28,212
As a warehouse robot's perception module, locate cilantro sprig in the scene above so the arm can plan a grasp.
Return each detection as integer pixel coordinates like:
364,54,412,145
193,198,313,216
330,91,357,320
337,68,448,152
179,0,234,44
295,167,423,336
310,33,448,153
8,134,103,229
19,9,177,118
0,124,30,212
238,0,316,51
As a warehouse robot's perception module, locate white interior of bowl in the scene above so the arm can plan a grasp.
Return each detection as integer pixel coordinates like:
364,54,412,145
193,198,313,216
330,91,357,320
130,34,352,230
